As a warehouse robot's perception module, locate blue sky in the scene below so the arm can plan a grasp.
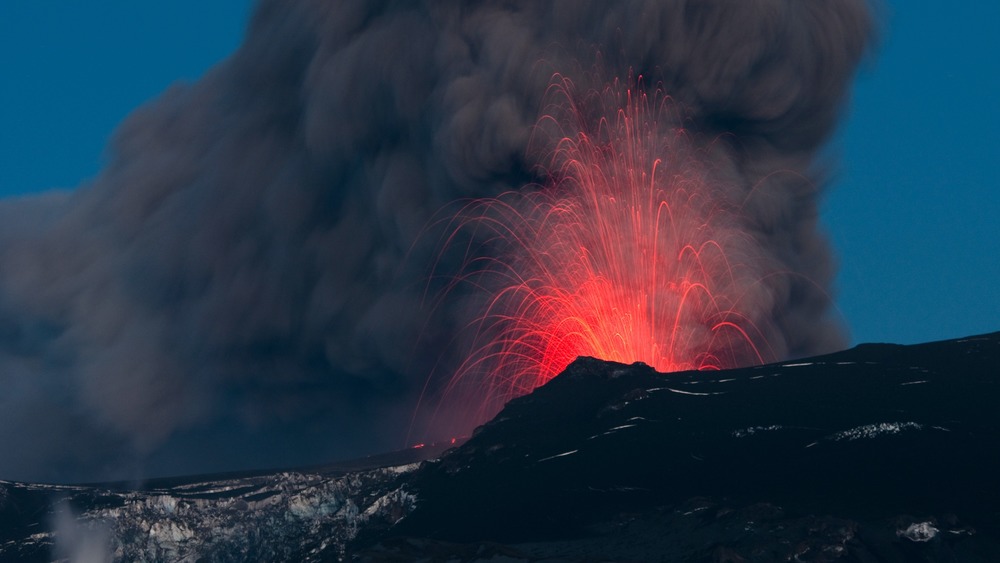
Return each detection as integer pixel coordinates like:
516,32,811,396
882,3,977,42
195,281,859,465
828,2,1000,344
1,1,997,347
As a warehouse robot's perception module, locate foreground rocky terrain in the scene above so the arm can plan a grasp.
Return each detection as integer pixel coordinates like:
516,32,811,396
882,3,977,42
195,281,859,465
2,331,998,561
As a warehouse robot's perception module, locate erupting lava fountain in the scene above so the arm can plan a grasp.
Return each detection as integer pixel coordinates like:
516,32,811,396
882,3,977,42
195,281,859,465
431,76,777,421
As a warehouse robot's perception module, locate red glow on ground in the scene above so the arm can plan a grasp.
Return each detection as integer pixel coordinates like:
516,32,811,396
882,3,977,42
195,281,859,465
432,76,772,420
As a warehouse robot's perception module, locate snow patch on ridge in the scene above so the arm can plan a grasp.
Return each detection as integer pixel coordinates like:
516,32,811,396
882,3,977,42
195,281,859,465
35,464,422,562
732,425,783,438
898,522,939,542
538,450,579,462
830,422,923,441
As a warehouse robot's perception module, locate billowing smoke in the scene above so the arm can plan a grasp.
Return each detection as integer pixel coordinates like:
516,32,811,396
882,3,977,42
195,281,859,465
0,0,872,483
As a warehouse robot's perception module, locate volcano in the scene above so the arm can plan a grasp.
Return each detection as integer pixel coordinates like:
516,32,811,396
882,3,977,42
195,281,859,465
2,331,999,562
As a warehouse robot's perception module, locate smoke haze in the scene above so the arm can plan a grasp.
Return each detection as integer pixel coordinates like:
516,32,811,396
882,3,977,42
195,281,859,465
0,0,872,483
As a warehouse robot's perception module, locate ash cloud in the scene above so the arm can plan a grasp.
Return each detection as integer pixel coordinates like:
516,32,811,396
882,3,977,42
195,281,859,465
0,0,872,482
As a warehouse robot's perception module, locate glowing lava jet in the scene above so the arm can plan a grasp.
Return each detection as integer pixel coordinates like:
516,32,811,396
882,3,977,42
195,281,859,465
436,77,772,418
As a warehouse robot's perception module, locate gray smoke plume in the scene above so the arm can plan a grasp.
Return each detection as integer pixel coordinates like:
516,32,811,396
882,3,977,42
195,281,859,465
0,0,872,483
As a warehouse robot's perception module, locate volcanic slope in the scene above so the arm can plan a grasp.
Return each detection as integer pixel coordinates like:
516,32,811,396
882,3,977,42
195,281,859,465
2,331,999,561
362,331,999,561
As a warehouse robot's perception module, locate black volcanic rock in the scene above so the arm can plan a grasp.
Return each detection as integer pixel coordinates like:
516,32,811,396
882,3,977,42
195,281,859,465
1,332,999,562
366,332,1000,560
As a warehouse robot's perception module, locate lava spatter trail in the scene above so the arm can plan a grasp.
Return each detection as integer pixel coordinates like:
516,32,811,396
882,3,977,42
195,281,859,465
428,76,777,421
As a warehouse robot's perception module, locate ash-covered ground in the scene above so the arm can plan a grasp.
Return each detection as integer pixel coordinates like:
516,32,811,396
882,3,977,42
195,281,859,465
2,331,999,562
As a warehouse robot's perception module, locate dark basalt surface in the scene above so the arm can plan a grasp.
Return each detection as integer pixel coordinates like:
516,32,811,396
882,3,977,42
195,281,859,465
2,332,998,562
358,332,1000,561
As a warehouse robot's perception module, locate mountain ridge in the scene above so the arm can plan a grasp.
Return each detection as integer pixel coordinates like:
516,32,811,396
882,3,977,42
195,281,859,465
1,331,998,561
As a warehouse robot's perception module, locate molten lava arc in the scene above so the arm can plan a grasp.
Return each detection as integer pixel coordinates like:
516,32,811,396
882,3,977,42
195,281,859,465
437,77,773,419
